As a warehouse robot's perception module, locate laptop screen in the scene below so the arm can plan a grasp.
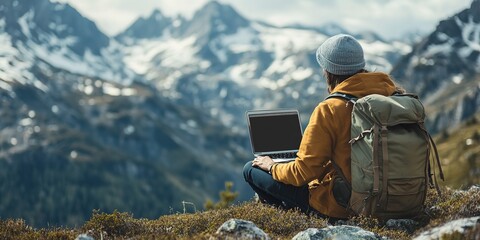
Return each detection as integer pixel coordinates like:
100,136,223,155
248,111,303,153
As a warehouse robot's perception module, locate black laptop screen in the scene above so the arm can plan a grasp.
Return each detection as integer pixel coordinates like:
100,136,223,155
249,113,303,153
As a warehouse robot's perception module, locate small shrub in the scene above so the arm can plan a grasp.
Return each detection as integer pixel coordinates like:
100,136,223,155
0,219,76,240
82,210,145,239
204,181,239,210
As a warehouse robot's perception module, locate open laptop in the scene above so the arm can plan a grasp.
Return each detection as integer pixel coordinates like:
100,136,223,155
246,109,303,162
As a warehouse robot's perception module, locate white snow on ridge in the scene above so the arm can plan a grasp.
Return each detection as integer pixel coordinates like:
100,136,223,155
360,40,395,54
29,35,130,84
13,10,134,85
256,23,326,58
452,74,464,84
228,61,257,85
424,41,453,57
291,67,313,81
361,40,411,72
0,30,32,90
0,18,5,30
221,27,260,53
18,10,34,38
456,16,480,52
123,36,201,75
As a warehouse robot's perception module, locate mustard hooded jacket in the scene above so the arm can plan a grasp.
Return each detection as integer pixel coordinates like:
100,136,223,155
271,72,397,218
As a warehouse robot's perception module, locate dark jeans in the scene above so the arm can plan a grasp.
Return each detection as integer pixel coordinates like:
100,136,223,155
243,161,318,215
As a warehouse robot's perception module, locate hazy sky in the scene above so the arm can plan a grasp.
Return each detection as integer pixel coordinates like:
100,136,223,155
55,0,473,39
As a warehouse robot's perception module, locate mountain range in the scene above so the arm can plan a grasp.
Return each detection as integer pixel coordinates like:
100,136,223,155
391,0,480,132
0,0,478,227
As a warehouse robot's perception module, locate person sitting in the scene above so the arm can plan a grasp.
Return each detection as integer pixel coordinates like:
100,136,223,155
243,34,400,221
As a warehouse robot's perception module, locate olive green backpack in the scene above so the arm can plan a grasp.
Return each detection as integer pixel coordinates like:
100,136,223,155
326,92,444,220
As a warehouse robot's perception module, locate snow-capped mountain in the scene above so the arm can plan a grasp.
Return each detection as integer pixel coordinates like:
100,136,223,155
116,9,176,41
0,0,252,227
119,1,411,129
391,0,480,133
0,0,135,85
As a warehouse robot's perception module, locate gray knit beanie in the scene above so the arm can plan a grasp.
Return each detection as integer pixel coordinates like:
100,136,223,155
316,34,365,75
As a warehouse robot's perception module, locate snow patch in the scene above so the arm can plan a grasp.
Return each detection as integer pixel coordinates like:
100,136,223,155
257,23,326,58
0,80,12,92
291,67,313,81
48,22,68,32
360,40,394,54
228,61,258,85
18,10,34,38
102,82,137,96
221,27,259,53
54,3,66,11
0,33,37,90
436,32,450,42
214,19,227,32
210,40,228,63
123,36,199,75
424,41,453,57
452,74,464,84
456,16,480,52
458,46,473,58
0,19,5,30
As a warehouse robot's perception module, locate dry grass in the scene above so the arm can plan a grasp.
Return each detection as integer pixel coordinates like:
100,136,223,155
1,186,479,239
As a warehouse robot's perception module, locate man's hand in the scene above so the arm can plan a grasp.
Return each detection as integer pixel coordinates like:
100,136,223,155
252,156,275,172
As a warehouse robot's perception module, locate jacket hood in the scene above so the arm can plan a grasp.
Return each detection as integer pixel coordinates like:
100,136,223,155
332,72,396,98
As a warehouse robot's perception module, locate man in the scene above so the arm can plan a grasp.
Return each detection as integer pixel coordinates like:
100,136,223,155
243,34,398,220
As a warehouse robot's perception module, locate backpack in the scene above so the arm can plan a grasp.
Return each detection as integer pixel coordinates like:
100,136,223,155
326,92,444,220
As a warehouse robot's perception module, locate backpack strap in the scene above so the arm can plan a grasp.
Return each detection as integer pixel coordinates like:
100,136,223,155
419,123,445,196
325,92,358,104
325,93,357,191
427,131,445,194
379,125,389,209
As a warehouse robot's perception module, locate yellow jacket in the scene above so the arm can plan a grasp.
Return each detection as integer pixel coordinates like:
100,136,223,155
271,72,397,218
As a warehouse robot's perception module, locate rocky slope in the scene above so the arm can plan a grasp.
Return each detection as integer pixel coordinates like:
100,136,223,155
391,0,480,133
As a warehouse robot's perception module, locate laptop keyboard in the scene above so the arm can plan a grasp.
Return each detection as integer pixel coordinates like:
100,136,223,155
267,152,297,159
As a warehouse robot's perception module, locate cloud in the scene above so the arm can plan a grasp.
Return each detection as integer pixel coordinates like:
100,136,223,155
58,0,473,39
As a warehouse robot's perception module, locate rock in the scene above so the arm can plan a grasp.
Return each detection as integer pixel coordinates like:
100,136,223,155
292,226,384,240
413,216,480,240
213,218,270,240
75,234,94,240
385,219,419,234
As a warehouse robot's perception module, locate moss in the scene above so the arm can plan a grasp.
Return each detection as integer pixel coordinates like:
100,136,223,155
0,186,478,239
0,219,77,240
204,181,239,210
82,210,147,239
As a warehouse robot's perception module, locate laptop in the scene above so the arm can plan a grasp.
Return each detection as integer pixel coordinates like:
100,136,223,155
246,109,303,162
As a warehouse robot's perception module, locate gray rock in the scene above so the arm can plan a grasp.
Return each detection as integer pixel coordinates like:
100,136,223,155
413,216,480,240
213,218,270,240
75,234,94,240
385,219,419,234
292,225,384,240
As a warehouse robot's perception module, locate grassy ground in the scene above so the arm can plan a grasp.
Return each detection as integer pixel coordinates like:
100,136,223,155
0,186,478,239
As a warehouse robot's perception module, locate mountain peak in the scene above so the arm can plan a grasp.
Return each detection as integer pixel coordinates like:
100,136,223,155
1,0,109,56
116,9,172,41
179,1,249,39
318,22,348,36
